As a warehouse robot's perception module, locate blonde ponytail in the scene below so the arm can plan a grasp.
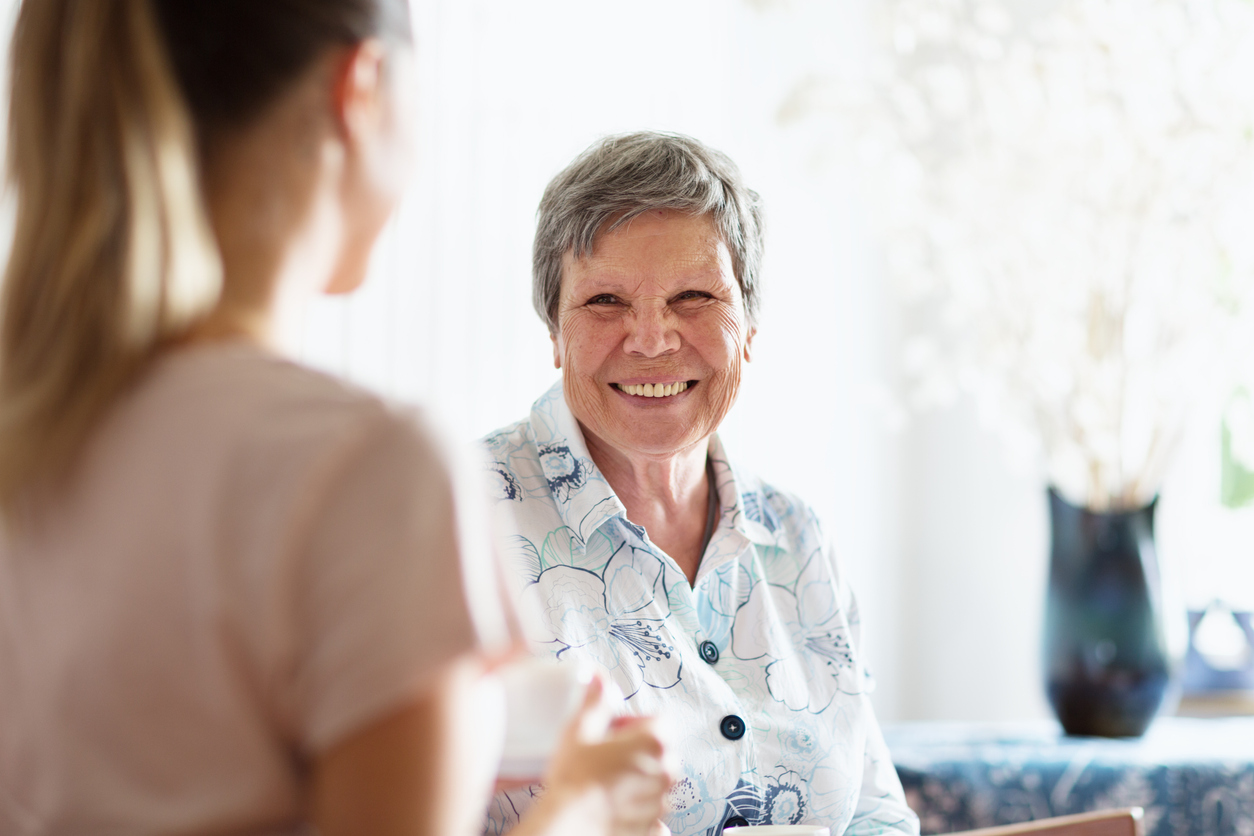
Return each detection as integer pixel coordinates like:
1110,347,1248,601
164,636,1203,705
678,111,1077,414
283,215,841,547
0,0,221,513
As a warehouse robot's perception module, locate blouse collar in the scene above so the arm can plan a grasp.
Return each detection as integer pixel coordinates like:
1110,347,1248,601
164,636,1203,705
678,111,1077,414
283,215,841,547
528,380,782,568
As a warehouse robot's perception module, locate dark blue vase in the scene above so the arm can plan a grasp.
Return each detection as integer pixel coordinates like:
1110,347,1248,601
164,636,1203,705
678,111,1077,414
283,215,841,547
1044,487,1172,737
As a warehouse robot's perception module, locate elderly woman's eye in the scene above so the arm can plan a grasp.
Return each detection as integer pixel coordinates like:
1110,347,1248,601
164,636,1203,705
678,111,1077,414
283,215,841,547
587,294,619,305
676,290,713,302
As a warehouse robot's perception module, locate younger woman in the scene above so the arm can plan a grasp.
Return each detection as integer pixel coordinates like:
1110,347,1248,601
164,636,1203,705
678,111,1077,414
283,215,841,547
0,2,668,834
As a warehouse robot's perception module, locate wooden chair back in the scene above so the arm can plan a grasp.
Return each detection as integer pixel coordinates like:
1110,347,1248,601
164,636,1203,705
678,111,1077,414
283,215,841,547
943,807,1144,836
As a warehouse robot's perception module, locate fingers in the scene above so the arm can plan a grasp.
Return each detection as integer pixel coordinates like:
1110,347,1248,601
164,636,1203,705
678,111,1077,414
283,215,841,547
578,671,606,711
543,683,672,836
479,640,534,673
547,714,670,788
616,724,674,835
564,672,615,743
608,770,669,827
506,665,673,836
580,719,665,771
609,713,650,732
619,720,671,788
492,775,536,793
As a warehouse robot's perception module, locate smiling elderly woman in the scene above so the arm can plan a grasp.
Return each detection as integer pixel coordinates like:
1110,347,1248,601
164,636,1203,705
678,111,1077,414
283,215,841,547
483,132,919,836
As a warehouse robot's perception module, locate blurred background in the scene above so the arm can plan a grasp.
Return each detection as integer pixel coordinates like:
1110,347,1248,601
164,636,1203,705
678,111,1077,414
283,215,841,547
3,0,1254,725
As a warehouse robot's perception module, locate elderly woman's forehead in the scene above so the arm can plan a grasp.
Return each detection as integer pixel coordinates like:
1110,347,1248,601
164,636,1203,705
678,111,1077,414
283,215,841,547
562,212,728,268
593,209,723,249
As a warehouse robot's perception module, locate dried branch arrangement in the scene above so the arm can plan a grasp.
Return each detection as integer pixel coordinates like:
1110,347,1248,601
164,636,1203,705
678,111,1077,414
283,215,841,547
785,0,1254,510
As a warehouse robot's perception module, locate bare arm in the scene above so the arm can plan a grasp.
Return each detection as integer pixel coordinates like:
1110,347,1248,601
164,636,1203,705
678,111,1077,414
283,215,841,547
311,656,501,836
310,663,671,836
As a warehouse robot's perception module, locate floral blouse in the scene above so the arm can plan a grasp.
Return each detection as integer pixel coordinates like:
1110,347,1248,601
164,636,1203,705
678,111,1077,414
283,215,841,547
481,381,918,836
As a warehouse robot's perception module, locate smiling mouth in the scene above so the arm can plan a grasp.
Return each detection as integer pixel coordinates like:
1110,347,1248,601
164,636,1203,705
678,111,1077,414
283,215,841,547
613,381,695,398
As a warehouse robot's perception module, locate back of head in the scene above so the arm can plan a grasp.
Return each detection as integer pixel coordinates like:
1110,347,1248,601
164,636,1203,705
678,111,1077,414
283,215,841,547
532,130,765,335
0,0,411,516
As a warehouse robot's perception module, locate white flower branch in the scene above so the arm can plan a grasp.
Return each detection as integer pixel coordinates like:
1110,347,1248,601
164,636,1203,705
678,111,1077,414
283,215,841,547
783,0,1254,510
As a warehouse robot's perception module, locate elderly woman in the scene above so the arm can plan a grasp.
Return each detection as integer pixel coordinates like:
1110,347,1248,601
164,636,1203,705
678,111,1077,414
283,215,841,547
482,132,918,836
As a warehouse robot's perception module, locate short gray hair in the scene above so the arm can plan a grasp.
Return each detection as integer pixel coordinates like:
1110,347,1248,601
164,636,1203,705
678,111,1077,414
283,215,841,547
533,131,765,334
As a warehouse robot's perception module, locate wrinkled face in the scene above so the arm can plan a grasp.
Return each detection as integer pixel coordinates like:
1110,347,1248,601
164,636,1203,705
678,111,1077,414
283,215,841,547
553,210,755,462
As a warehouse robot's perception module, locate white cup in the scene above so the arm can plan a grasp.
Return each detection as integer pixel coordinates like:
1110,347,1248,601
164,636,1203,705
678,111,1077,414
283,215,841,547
497,657,590,781
723,827,831,836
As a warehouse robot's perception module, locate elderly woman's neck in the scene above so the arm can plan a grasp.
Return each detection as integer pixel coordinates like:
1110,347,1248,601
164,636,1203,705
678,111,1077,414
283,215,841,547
584,431,712,586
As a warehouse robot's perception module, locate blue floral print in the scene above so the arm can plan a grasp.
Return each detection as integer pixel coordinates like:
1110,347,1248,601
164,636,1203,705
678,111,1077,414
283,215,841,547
732,548,861,715
487,464,523,502
536,443,586,501
764,770,808,824
481,381,918,836
521,543,682,698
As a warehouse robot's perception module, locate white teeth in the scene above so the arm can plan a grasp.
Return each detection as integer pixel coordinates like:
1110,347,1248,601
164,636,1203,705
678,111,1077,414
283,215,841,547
619,382,689,398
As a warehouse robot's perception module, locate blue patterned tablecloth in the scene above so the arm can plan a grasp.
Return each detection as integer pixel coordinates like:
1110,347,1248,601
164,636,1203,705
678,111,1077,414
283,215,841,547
883,718,1254,836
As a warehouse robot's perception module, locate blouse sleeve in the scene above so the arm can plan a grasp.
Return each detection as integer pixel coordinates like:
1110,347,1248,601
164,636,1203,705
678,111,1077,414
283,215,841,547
824,540,921,836
848,710,921,836
286,407,513,754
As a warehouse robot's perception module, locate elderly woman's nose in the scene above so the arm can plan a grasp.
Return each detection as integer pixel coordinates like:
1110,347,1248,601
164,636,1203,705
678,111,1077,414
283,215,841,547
623,305,680,356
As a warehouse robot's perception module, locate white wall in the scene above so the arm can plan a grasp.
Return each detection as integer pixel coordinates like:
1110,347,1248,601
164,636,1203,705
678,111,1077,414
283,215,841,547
17,0,1245,725
896,402,1053,721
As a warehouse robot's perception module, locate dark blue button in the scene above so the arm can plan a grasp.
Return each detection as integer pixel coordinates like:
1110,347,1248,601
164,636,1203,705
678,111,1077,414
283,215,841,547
719,714,745,740
699,640,720,664
724,816,750,829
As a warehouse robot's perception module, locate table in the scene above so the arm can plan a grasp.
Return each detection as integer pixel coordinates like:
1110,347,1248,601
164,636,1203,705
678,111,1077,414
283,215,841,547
883,718,1254,836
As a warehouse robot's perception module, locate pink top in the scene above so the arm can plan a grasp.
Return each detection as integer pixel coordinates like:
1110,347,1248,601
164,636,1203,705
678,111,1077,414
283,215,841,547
0,343,509,834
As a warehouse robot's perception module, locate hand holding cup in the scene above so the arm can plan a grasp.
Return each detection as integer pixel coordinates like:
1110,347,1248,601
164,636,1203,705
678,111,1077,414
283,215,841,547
500,660,671,836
